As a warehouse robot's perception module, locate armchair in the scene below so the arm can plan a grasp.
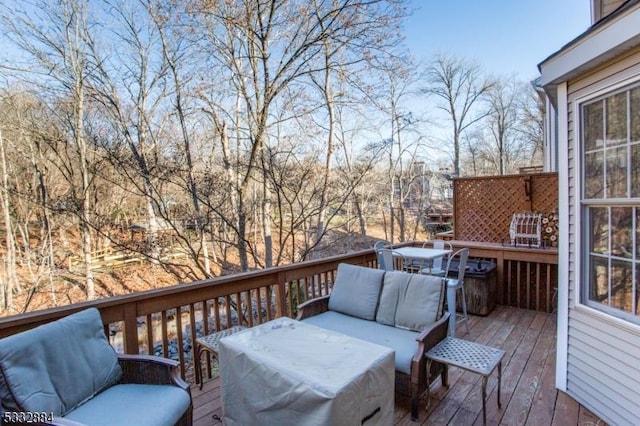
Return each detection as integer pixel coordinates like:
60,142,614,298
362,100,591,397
0,308,192,426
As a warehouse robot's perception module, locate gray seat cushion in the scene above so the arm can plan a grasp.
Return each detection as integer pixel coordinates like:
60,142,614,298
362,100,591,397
328,263,385,320
376,271,443,332
302,311,418,374
63,384,191,426
0,308,122,416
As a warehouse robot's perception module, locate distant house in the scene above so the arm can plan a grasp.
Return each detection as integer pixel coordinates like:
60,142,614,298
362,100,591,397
538,0,640,424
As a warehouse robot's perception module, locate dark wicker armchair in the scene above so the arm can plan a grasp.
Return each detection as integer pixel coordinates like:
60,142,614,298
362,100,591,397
0,308,192,426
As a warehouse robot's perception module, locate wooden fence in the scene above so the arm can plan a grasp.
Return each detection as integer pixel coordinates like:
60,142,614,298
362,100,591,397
453,172,558,243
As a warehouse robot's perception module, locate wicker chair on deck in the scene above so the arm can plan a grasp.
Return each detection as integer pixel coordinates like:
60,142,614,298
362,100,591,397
0,308,192,426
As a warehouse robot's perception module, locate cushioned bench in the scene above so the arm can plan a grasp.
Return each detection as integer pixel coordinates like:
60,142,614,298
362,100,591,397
296,263,450,421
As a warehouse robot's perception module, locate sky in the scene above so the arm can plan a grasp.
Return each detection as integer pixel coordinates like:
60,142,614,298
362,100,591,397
404,0,592,80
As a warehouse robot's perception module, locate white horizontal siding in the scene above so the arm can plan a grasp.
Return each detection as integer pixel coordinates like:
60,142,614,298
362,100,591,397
567,369,637,426
564,44,640,425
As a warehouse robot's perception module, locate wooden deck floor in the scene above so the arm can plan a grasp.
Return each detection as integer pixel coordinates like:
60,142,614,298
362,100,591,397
190,306,607,425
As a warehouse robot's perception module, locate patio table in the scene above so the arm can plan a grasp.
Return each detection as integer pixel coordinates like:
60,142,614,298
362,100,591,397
392,247,452,274
218,317,395,426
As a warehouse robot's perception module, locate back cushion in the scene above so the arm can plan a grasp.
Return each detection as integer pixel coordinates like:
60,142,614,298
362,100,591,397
328,263,385,320
376,271,443,331
375,271,407,326
0,308,122,416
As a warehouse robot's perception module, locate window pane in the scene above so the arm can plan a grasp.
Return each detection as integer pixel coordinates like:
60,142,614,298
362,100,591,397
584,101,604,151
606,146,628,198
632,143,640,197
631,87,640,143
610,259,633,313
611,207,632,258
589,256,609,302
585,151,604,198
590,207,609,254
637,208,640,259
606,92,627,145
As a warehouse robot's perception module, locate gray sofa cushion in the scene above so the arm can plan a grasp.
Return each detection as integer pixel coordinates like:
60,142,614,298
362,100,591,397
0,308,122,416
328,263,385,320
376,271,443,332
303,311,418,374
63,383,191,426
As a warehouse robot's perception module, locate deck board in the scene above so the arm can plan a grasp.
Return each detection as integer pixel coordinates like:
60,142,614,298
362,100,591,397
190,306,607,426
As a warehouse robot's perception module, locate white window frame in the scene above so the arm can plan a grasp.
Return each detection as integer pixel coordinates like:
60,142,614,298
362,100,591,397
574,74,640,331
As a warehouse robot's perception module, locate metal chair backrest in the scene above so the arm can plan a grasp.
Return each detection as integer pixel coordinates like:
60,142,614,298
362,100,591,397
374,241,388,251
422,240,453,271
377,248,401,271
444,247,470,286
374,241,389,269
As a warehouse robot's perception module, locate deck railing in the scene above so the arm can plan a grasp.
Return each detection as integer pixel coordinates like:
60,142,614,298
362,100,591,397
449,241,558,313
0,242,556,380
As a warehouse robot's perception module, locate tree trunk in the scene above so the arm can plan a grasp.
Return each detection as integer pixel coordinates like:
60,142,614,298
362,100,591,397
354,194,366,235
77,86,95,301
314,48,336,252
262,178,273,268
31,137,57,305
0,128,16,311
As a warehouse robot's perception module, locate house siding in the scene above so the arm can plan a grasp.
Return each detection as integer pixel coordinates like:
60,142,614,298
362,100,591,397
565,46,640,426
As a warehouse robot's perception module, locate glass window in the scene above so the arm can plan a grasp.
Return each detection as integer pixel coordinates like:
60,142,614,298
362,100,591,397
631,87,640,143
584,100,603,152
632,143,640,197
590,207,608,254
606,146,628,198
585,151,604,199
581,84,640,324
606,92,627,145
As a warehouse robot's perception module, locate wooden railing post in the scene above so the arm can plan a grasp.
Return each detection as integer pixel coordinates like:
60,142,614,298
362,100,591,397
275,270,287,318
123,303,139,355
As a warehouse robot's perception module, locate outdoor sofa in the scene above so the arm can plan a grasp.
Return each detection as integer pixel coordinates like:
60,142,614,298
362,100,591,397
296,263,450,421
0,307,192,426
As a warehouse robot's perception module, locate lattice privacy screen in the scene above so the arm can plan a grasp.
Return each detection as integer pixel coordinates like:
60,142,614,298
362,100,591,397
453,173,558,243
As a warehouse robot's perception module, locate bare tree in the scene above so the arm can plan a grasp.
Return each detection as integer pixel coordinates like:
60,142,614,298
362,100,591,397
194,0,408,270
478,78,544,175
0,126,16,312
486,76,519,175
2,0,101,300
149,1,215,276
518,83,545,165
365,53,425,243
424,53,493,176
87,1,168,263
0,91,66,312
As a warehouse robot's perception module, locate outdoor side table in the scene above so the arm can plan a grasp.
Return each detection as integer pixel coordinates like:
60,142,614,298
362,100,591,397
425,337,505,425
195,325,247,389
